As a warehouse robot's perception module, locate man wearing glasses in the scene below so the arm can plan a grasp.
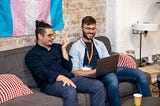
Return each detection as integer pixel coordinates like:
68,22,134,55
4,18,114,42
25,20,105,106
69,16,151,106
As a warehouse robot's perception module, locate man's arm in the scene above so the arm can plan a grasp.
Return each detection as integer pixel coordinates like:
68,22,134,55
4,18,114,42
60,38,73,72
73,69,96,76
61,38,70,60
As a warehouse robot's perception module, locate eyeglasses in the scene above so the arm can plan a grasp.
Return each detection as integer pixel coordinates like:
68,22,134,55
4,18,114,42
83,27,97,31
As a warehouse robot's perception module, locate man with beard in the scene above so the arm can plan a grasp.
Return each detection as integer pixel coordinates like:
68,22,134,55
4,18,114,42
69,16,151,106
25,20,105,106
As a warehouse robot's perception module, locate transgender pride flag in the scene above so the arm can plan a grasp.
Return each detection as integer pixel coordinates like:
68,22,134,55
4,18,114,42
0,0,64,37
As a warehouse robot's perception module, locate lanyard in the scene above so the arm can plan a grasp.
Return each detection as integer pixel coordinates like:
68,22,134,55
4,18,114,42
84,42,94,65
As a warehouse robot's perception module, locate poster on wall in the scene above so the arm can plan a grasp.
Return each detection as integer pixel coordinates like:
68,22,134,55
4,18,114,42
0,0,64,37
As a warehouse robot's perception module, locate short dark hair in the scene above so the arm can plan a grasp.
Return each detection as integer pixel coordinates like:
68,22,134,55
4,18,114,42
81,16,96,27
35,20,52,39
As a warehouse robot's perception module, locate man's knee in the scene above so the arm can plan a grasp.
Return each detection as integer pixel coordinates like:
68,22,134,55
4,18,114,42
102,73,118,85
64,87,78,99
94,80,104,88
135,70,147,80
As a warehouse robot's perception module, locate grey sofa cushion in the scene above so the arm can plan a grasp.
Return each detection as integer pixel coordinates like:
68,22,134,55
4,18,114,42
0,46,37,88
0,89,90,106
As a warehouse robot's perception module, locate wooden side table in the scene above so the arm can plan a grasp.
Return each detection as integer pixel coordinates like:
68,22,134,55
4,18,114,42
139,63,160,83
157,73,160,97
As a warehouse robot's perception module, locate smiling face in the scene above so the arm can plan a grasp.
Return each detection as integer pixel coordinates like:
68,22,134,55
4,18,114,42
82,23,96,42
38,28,55,49
81,16,97,42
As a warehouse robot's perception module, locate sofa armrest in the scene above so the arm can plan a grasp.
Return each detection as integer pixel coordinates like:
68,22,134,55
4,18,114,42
110,52,118,56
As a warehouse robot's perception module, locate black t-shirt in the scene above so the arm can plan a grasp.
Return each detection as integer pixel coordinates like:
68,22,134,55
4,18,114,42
83,42,100,69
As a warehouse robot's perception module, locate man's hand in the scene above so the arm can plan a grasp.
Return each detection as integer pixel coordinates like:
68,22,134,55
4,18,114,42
62,38,70,49
56,75,76,88
61,38,70,60
73,69,96,76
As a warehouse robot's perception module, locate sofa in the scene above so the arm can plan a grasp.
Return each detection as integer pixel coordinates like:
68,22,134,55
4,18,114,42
0,36,151,106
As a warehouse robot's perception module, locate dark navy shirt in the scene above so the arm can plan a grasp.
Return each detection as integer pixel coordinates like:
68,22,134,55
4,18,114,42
25,43,74,91
83,42,100,69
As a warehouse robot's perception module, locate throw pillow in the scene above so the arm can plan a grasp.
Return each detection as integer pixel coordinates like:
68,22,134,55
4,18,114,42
117,53,137,69
0,74,33,104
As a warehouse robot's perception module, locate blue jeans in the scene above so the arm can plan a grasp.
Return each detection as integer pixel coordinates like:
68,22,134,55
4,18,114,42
100,67,151,106
43,76,105,106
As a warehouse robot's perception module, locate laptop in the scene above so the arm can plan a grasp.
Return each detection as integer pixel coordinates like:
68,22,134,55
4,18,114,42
84,54,119,78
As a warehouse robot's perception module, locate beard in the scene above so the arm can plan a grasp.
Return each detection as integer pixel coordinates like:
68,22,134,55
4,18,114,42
82,30,95,40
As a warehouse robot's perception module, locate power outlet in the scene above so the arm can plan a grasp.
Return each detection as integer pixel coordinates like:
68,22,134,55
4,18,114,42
136,57,149,66
141,57,148,63
152,54,160,62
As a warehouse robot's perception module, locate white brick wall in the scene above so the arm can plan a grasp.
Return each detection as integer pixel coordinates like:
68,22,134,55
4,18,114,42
0,0,106,51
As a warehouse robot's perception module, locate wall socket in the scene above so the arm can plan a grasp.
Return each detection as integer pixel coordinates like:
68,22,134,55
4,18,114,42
141,57,149,66
152,54,160,62
141,57,148,63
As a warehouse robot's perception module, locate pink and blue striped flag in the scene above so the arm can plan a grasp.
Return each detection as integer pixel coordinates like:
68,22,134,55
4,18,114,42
0,0,64,37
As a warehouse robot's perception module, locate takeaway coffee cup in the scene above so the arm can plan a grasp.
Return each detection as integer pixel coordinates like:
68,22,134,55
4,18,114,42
133,93,142,106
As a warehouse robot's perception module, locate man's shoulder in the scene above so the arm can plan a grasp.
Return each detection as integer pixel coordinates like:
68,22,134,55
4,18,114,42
71,39,82,46
26,45,39,56
93,38,103,43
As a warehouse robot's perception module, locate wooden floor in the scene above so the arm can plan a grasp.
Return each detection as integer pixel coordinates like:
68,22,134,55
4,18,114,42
150,83,160,97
